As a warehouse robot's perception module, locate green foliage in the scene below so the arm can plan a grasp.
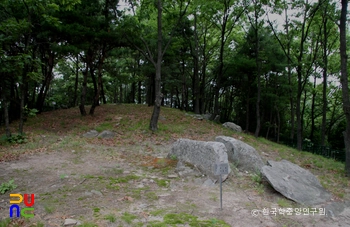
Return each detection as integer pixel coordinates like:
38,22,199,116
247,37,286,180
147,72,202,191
162,213,230,226
0,179,17,194
104,213,117,223
251,172,262,184
24,105,38,117
169,154,177,160
121,212,137,224
155,179,169,187
7,134,28,144
0,218,11,227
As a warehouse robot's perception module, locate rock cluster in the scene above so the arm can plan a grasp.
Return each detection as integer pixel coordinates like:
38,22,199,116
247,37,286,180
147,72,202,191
168,133,332,206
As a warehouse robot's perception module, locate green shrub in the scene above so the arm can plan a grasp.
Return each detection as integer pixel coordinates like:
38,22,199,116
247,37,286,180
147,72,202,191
7,133,28,144
0,179,17,194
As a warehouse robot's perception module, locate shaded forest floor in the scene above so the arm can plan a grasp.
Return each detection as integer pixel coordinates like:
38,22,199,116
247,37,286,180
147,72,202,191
0,104,349,226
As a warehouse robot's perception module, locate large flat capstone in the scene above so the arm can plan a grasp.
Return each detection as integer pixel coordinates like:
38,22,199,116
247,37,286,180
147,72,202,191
261,160,332,206
167,139,231,181
215,136,264,172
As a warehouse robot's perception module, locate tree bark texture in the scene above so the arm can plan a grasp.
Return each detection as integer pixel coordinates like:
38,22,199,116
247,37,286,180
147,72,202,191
339,0,350,176
149,0,163,131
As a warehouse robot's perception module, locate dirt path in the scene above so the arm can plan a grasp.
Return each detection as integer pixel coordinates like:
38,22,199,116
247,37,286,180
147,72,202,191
1,138,349,227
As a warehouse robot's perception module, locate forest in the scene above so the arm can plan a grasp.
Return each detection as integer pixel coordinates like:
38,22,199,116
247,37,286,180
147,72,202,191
0,0,350,169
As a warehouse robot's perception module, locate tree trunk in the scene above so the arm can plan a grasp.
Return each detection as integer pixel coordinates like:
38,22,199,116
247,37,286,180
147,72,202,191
130,82,136,103
89,71,102,115
3,92,11,138
36,51,55,113
72,55,79,107
285,7,294,143
321,5,328,146
150,0,163,131
310,75,317,141
119,84,123,103
245,93,250,132
192,13,200,114
138,81,142,104
254,10,261,138
79,67,88,116
296,11,307,150
200,60,206,114
19,71,27,134
90,49,105,115
276,105,281,143
101,79,107,104
211,18,226,120
339,0,350,176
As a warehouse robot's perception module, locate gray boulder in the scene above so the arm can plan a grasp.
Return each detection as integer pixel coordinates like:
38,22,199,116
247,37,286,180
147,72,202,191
82,130,99,138
261,160,332,206
222,122,242,133
215,136,264,172
167,139,231,181
97,130,115,139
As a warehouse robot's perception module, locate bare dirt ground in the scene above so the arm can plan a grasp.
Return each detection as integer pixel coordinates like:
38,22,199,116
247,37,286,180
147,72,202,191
0,105,349,226
0,140,349,227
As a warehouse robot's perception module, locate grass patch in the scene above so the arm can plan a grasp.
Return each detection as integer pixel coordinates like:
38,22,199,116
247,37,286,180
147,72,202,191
251,172,265,194
109,174,140,183
95,122,114,132
147,213,230,226
44,204,56,214
145,191,158,201
0,218,11,227
277,198,293,208
104,213,117,223
79,222,98,227
155,179,169,187
121,212,138,224
0,179,17,194
150,209,167,216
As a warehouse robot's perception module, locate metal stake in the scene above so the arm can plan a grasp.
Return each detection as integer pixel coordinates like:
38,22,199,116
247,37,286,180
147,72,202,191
220,174,223,210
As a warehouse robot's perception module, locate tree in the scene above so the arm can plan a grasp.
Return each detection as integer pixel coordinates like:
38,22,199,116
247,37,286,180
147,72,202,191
208,0,246,121
339,0,350,176
125,0,189,131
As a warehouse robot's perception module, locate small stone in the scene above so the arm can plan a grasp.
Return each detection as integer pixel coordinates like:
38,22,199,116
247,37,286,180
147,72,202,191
222,122,242,133
72,150,75,153
158,193,170,197
139,204,148,209
97,130,115,139
167,174,178,179
262,152,269,157
82,130,99,138
123,171,130,174
136,184,145,188
84,192,93,196
193,178,203,185
64,219,78,226
202,178,215,187
91,190,103,196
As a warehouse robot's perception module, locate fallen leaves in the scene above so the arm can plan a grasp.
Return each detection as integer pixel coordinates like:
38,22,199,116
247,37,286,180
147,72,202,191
118,196,134,202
